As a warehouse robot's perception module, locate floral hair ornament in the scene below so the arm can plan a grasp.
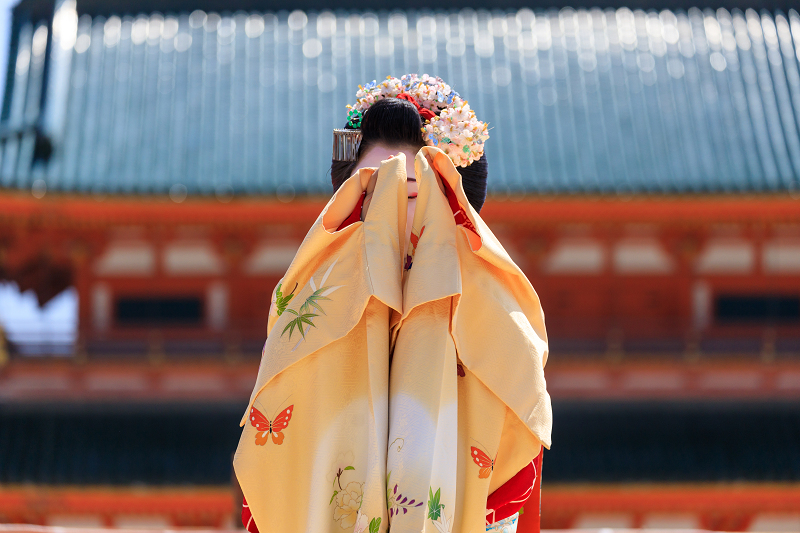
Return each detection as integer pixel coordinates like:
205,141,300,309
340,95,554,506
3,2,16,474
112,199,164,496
396,92,436,121
334,74,490,168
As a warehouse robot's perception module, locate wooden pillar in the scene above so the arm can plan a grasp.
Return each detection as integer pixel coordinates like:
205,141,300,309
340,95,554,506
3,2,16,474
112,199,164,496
70,237,91,364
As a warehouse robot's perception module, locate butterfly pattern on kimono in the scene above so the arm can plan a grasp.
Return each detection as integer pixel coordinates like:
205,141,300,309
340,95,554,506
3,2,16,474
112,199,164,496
470,445,496,479
250,404,294,445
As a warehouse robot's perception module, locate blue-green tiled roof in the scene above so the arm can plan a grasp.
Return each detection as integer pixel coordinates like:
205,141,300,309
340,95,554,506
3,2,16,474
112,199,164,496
2,6,800,196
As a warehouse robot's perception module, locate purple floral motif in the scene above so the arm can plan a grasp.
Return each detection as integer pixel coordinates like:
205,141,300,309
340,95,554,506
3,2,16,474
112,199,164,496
386,474,424,519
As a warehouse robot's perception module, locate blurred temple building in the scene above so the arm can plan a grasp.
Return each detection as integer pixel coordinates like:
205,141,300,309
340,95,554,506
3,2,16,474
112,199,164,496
1,0,800,529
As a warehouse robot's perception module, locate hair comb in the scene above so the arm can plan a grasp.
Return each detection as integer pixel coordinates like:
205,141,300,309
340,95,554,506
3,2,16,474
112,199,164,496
332,129,362,162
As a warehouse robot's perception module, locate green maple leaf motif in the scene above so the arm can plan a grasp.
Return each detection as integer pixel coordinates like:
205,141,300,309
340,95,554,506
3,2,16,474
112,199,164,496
300,286,332,315
427,487,444,521
281,309,319,340
369,517,381,533
274,282,296,317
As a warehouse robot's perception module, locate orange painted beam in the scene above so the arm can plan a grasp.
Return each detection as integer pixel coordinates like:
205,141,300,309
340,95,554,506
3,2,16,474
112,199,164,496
480,195,800,225
541,483,800,530
0,193,325,227
0,486,233,526
0,523,233,533
0,486,233,514
542,483,800,513
1,192,799,228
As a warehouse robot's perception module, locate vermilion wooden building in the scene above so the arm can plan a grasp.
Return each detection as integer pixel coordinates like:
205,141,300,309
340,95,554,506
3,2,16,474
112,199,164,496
1,0,800,529
2,192,800,362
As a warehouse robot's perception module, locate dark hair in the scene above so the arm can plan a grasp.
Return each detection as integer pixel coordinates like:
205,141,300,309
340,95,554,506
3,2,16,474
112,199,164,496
330,97,489,213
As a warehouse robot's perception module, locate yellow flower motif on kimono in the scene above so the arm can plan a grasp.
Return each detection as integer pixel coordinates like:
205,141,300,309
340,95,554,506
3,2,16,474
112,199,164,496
333,481,363,529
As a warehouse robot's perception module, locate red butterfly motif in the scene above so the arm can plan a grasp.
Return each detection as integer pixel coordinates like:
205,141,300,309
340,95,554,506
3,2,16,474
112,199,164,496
250,404,294,446
405,226,426,270
410,225,425,250
470,445,495,479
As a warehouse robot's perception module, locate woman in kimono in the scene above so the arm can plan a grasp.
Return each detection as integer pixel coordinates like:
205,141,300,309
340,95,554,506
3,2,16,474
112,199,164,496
234,74,551,533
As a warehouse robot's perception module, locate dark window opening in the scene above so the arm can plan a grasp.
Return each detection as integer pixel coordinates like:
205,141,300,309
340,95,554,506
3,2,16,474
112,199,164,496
715,295,800,322
116,297,203,326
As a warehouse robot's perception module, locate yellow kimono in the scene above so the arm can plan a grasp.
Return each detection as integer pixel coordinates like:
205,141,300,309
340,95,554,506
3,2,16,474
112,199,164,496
233,147,551,533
